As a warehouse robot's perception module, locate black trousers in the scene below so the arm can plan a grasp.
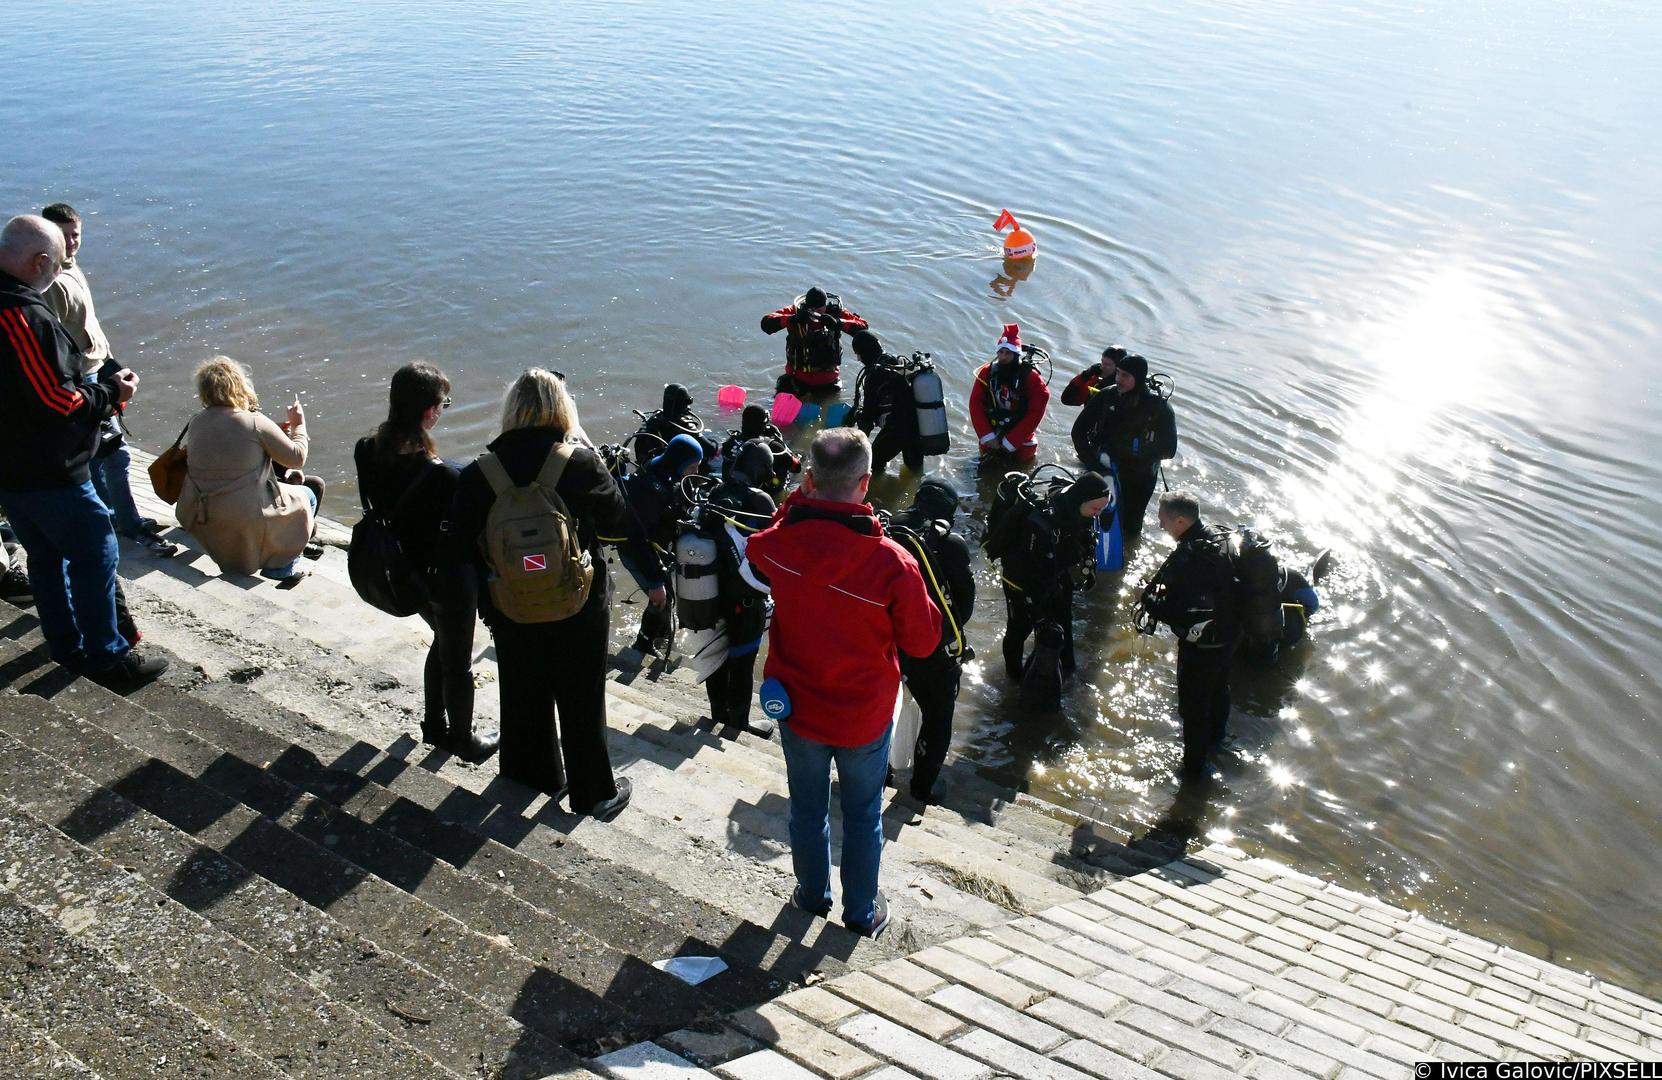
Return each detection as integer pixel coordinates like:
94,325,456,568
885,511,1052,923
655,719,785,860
492,593,618,810
1115,465,1159,542
704,650,758,727
872,422,924,474
1178,638,1238,771
416,575,478,738
1001,581,1075,680
901,649,960,802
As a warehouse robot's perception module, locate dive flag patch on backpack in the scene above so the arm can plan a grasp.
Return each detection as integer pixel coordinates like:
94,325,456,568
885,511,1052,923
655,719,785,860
522,553,547,572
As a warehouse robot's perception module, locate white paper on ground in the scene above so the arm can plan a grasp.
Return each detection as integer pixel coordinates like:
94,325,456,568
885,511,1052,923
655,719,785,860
653,955,728,985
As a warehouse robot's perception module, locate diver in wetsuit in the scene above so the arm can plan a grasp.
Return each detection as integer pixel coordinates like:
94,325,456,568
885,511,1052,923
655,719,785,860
621,433,704,657
700,439,779,738
760,286,869,396
849,330,924,475
1134,490,1241,775
887,480,975,804
634,383,720,467
1071,353,1176,541
718,404,801,499
989,471,1112,711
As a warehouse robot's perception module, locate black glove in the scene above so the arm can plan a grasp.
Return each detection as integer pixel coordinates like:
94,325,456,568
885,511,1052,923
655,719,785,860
791,307,812,326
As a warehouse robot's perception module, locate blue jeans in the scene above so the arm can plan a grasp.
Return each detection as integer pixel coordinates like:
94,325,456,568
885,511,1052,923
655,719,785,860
259,486,319,579
0,481,128,670
779,719,891,926
88,444,147,537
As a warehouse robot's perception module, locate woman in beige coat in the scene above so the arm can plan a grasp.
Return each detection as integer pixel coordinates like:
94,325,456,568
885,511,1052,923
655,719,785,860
178,356,321,579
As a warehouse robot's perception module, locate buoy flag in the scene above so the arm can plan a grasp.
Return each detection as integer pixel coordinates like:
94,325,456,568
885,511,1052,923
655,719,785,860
993,209,1019,233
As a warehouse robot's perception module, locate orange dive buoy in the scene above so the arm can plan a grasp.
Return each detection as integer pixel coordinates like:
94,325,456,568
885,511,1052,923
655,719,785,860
994,208,1036,260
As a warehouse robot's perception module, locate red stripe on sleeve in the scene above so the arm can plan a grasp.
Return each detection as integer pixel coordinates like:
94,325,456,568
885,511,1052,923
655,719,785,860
1,309,84,415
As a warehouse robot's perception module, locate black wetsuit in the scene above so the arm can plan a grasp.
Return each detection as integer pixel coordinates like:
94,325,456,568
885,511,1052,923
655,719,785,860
703,475,775,729
621,464,687,654
999,504,1092,682
1072,387,1176,540
891,512,975,802
1141,520,1241,773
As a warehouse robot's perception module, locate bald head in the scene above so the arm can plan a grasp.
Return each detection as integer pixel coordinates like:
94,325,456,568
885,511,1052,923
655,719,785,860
0,215,66,291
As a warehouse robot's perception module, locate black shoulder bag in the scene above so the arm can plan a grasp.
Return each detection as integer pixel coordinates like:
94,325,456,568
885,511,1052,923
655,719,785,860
348,461,437,618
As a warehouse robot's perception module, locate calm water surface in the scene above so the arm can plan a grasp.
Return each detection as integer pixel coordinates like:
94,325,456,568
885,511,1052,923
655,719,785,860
6,0,1660,993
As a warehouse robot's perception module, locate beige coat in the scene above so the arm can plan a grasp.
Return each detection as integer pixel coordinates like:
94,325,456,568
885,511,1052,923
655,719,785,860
178,407,312,575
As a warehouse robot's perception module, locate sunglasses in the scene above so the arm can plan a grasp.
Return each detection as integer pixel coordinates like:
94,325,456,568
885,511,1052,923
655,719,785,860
440,397,452,410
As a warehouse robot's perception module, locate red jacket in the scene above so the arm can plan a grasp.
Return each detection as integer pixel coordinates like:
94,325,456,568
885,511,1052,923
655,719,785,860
760,303,869,387
970,360,1050,449
746,491,940,747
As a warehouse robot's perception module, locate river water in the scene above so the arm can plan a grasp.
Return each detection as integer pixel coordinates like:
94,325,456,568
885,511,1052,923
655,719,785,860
6,0,1660,994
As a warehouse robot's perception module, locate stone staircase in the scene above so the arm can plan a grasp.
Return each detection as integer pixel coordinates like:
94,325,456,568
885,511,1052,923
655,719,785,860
12,477,1654,1078
0,483,1149,1076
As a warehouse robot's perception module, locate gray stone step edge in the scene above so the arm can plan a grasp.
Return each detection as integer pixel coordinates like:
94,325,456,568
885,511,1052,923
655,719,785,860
0,677,610,1070
0,788,465,1080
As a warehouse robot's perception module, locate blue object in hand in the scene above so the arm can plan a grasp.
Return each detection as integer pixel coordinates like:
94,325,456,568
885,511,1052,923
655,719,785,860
759,677,792,720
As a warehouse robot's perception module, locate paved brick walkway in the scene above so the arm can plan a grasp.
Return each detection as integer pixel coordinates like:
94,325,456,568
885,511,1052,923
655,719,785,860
599,845,1661,1078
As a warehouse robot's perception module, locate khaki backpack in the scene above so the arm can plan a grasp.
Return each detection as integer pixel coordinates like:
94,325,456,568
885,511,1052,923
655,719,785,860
477,445,594,623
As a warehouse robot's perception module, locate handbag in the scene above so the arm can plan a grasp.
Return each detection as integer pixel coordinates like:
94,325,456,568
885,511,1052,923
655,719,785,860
148,424,190,504
348,461,437,618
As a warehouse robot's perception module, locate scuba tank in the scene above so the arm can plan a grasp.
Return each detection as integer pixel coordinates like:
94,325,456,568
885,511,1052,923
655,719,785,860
673,517,722,632
1229,526,1285,645
672,475,724,632
907,353,949,456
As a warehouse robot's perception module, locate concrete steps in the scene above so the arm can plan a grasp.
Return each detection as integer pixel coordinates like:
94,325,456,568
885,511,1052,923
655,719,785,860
0,1002,99,1078
109,503,1128,947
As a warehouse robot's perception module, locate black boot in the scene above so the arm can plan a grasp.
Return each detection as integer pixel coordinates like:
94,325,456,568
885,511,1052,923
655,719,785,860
447,725,500,765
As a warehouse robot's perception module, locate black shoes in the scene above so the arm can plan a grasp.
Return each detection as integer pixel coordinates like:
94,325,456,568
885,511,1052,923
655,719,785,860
580,778,632,822
87,650,169,693
791,885,832,918
448,730,500,765
0,566,32,607
728,713,776,740
845,891,890,939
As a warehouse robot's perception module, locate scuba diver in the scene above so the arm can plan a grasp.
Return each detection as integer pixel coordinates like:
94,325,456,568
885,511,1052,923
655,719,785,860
848,330,950,475
718,404,802,498
1133,490,1241,776
632,383,720,467
760,286,869,396
884,479,975,805
1059,345,1127,406
685,439,779,738
983,469,1112,711
1237,542,1334,667
1070,352,1176,542
619,433,705,657
971,323,1051,464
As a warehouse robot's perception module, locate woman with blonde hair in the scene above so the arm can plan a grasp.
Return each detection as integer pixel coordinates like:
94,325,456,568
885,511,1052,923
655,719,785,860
444,369,663,818
177,356,323,579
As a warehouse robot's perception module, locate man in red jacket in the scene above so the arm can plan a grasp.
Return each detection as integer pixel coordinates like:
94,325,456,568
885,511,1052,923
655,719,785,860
746,428,939,937
970,323,1049,463
759,286,868,397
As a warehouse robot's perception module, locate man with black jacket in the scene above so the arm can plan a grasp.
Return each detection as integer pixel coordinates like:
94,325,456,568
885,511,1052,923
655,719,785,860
0,215,165,689
1135,491,1241,776
1071,353,1176,541
888,480,974,805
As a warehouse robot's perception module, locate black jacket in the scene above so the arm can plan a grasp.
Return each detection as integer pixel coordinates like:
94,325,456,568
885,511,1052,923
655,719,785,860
0,270,120,490
1072,387,1177,476
853,353,915,435
891,511,975,658
354,437,463,574
1143,521,1240,647
444,427,661,627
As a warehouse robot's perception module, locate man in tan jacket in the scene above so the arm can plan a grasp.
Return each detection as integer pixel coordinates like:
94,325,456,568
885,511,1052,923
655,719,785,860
40,202,178,558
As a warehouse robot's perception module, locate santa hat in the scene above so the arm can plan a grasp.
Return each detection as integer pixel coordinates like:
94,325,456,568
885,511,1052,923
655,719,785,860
996,323,1022,354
